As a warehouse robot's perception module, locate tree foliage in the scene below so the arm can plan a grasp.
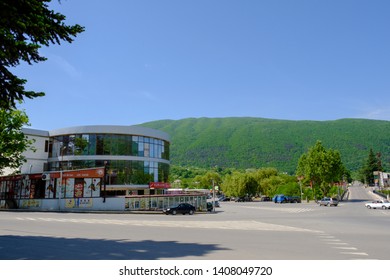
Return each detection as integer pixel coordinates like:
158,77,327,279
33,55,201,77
0,0,84,172
141,117,390,175
220,167,299,198
0,0,85,109
0,109,33,174
193,171,222,189
296,141,347,197
359,148,383,185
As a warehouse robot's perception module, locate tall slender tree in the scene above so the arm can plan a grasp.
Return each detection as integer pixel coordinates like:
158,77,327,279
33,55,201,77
359,148,383,185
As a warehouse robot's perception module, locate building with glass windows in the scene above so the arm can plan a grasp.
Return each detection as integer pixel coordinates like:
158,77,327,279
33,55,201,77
1,125,208,212
46,125,171,195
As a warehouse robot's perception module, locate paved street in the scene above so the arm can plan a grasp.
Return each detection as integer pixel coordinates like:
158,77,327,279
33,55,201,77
0,184,389,260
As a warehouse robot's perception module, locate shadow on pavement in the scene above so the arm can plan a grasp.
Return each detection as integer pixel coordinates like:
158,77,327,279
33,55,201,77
0,235,229,260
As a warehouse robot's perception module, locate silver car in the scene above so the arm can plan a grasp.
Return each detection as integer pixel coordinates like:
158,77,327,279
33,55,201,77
318,197,339,206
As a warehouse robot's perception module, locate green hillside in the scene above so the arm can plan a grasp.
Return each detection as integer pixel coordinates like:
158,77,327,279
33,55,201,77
140,117,390,174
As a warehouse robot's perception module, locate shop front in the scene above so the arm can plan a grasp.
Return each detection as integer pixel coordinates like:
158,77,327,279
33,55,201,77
0,167,208,212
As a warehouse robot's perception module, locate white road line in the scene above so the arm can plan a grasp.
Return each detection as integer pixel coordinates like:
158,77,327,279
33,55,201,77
340,252,369,256
12,217,317,232
332,247,358,250
316,233,370,258
242,206,314,213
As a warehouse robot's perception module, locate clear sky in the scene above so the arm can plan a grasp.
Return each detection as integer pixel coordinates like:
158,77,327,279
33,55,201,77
15,0,390,130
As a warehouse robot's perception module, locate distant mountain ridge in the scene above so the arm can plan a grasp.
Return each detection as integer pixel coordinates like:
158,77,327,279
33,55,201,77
139,117,390,174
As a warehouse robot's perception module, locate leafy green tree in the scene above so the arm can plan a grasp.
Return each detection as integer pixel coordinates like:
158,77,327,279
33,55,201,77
296,141,347,197
252,168,278,195
0,109,33,174
0,0,85,109
221,171,258,197
359,148,383,185
193,171,221,189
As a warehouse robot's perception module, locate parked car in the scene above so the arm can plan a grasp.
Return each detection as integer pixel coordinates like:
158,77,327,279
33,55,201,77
236,196,252,202
365,200,390,209
163,203,196,215
318,197,339,207
260,196,271,202
273,194,301,203
207,200,220,207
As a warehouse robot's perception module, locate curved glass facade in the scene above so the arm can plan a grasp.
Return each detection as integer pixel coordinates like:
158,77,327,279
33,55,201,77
47,132,170,185
49,134,169,159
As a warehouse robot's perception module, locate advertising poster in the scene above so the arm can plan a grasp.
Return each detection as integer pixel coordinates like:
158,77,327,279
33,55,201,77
45,179,55,198
21,199,41,208
91,178,101,197
65,178,74,198
76,198,92,208
65,198,93,208
74,178,84,198
65,199,75,208
82,178,101,198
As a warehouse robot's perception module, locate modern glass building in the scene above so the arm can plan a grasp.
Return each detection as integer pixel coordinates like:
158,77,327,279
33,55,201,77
46,126,170,194
1,126,208,212
16,125,171,196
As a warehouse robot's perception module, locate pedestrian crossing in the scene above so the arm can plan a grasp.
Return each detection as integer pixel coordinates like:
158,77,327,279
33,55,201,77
316,232,371,259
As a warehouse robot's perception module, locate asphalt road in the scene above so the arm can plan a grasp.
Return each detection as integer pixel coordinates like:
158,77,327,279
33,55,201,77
0,184,389,260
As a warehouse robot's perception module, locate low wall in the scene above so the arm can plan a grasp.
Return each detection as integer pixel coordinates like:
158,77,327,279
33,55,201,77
1,194,208,212
8,197,126,211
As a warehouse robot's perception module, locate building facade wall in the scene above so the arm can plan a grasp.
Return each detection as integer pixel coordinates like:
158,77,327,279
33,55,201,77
45,125,170,191
15,125,171,191
0,126,211,212
22,128,50,174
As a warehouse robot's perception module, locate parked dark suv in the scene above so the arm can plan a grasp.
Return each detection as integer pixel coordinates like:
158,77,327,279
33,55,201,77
163,203,196,215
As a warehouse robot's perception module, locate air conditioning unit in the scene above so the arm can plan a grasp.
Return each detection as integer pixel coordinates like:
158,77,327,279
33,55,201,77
42,173,50,180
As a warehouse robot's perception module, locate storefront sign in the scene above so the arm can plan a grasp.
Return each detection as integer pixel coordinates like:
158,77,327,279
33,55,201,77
48,168,105,179
149,182,171,189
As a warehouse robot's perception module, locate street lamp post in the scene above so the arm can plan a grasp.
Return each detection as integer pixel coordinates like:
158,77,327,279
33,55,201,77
212,179,216,213
103,161,108,203
59,169,62,211
58,146,66,211
298,176,303,202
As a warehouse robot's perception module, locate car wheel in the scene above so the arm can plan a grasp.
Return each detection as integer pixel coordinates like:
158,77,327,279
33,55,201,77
367,206,371,209
382,205,387,210
172,210,177,215
189,210,194,215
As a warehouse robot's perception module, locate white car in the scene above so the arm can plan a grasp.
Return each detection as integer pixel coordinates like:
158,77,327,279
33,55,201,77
365,200,390,209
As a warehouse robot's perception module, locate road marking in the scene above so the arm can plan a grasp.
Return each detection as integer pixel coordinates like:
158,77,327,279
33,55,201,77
12,217,318,233
332,247,358,250
316,233,370,259
242,205,314,213
340,252,369,256
318,235,335,239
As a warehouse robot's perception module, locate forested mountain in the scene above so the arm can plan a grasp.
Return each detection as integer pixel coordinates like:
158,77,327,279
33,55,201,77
140,117,390,174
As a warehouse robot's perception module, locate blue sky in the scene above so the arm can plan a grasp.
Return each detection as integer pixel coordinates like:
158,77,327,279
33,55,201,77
15,0,390,130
